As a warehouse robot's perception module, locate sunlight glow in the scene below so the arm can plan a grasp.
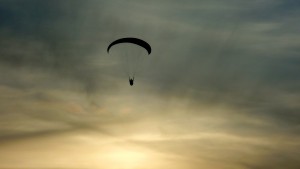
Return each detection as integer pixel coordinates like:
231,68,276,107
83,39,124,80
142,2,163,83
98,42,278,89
105,148,148,169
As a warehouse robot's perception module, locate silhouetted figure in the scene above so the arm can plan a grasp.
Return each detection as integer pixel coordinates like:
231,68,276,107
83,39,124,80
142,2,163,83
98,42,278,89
129,77,134,86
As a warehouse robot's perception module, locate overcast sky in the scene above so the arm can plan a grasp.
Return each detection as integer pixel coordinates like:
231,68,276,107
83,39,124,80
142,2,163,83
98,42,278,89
0,0,299,168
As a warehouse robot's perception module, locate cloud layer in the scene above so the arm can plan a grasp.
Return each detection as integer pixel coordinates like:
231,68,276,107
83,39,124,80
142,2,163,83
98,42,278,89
0,0,299,168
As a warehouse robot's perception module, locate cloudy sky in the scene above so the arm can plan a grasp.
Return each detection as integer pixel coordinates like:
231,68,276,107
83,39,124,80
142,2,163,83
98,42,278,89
0,0,299,168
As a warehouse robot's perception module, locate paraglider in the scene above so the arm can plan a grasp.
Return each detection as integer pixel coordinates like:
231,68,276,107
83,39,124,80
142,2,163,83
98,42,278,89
107,37,151,86
129,77,134,86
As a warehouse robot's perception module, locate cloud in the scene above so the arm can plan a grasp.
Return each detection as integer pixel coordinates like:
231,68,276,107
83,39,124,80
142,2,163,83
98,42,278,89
0,0,299,168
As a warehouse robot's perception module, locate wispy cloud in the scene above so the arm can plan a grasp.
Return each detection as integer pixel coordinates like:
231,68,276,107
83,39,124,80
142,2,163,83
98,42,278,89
0,0,299,168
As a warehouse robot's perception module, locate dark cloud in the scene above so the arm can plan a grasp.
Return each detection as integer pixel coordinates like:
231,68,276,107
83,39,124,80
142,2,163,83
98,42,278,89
0,1,123,95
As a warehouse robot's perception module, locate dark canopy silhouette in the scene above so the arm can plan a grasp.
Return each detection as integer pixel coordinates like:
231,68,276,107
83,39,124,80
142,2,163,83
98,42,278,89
107,37,151,86
107,37,151,55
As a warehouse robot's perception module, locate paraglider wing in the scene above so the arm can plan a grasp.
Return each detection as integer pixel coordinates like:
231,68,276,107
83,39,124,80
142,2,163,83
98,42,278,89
107,37,151,55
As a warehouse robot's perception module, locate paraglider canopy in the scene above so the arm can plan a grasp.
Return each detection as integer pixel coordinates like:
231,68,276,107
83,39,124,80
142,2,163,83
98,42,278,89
107,37,151,55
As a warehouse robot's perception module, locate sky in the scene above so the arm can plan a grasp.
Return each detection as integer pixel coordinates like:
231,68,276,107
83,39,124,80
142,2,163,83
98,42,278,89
0,0,299,168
